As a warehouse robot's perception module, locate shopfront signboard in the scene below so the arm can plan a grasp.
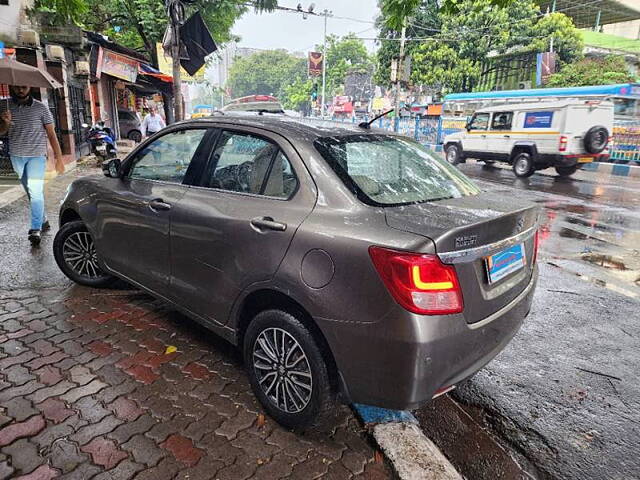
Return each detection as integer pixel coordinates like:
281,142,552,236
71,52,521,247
100,49,139,83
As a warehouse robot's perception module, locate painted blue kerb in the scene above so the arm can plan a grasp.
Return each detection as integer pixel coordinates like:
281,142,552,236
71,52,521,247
353,403,418,424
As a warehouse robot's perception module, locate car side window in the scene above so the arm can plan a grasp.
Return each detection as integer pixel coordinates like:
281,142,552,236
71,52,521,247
129,129,207,183
490,112,513,131
263,150,298,198
468,113,490,131
207,131,297,198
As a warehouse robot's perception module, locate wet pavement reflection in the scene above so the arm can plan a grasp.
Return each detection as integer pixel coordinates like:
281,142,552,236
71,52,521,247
459,162,640,298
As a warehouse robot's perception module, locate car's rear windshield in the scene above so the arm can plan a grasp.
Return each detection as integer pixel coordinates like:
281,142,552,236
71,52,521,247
314,134,480,206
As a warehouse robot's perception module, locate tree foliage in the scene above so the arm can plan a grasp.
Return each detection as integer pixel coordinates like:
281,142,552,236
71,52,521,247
321,33,373,97
546,55,637,87
377,0,583,93
31,0,278,66
282,79,313,110
379,0,515,29
226,50,307,99
374,0,440,86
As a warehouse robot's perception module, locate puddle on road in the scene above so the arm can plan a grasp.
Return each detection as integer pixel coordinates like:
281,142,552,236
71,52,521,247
546,262,639,299
581,253,628,271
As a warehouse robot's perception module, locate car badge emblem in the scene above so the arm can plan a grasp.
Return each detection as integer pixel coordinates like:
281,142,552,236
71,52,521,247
455,234,478,249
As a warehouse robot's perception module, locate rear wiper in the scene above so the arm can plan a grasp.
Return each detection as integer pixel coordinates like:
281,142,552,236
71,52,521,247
358,109,394,130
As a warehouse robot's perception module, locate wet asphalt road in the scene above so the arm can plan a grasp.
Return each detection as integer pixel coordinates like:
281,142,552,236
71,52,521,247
417,162,640,480
1,162,639,480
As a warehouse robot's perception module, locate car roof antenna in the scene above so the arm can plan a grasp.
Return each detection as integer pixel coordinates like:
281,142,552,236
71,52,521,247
358,109,394,130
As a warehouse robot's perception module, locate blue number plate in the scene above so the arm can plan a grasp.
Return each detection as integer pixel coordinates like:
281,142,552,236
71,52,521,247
485,243,526,284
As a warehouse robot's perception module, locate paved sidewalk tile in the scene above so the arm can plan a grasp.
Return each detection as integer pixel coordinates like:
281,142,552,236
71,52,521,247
0,166,393,479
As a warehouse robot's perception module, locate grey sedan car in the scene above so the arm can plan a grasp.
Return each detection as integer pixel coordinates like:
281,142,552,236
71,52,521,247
53,115,539,429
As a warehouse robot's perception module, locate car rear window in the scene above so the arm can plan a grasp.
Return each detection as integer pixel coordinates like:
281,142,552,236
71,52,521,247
314,134,480,206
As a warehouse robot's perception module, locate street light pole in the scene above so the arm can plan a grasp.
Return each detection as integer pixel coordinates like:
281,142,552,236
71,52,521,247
321,9,329,118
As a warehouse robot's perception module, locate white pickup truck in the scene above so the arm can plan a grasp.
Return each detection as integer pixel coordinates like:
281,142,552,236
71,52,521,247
443,100,613,177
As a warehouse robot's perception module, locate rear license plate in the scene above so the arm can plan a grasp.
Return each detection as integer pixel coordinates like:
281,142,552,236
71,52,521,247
577,157,593,163
96,145,106,151
485,243,526,284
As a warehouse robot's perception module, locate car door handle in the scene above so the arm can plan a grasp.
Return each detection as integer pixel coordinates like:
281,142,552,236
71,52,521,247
481,134,487,138
250,216,287,232
503,135,511,138
148,199,171,211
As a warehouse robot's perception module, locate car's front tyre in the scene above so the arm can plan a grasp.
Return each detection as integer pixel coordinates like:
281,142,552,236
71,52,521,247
512,152,535,178
445,144,462,165
53,220,115,288
244,309,335,430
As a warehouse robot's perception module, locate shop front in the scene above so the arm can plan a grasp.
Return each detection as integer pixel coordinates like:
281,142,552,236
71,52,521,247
86,33,173,142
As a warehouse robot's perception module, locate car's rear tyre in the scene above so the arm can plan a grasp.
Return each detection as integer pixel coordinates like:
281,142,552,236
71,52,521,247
53,220,115,288
555,165,579,177
445,144,462,165
584,126,608,154
244,309,335,430
128,130,142,143
512,152,535,178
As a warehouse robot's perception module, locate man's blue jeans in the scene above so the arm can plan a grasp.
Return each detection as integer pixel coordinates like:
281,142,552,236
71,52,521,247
10,155,47,230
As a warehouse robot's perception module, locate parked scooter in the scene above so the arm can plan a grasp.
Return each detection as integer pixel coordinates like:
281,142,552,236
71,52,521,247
84,121,117,161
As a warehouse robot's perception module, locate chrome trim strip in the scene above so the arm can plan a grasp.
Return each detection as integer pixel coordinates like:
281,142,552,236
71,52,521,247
438,226,537,264
468,269,536,330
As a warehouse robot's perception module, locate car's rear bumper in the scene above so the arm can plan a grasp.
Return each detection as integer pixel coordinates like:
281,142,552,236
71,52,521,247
317,266,537,410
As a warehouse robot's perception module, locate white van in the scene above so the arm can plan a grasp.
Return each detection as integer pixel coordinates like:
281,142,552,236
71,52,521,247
443,100,613,177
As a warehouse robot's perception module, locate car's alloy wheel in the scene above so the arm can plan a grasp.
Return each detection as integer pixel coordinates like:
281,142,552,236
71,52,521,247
53,220,115,287
63,231,102,279
252,327,313,414
244,309,336,430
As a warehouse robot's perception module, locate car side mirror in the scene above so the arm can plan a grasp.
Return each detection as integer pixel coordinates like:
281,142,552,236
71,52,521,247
102,158,122,178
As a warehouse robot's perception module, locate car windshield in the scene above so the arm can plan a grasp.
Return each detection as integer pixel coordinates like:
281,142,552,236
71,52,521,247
314,134,480,206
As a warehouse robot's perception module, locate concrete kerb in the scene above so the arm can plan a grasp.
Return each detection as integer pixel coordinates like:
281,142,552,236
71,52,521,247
354,404,462,480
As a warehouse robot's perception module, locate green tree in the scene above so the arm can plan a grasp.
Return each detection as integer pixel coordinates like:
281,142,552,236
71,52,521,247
320,33,373,97
546,55,637,87
226,50,307,99
382,0,583,92
374,0,441,86
379,0,514,30
31,0,278,66
282,79,314,110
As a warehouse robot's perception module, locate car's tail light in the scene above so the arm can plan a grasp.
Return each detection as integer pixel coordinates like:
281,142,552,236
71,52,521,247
369,247,464,315
532,230,540,264
559,135,568,152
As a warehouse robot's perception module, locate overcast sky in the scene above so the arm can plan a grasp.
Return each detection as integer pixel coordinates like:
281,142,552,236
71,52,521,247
231,0,380,52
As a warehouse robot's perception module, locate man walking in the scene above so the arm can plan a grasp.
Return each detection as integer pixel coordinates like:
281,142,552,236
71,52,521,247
140,105,166,137
0,85,64,246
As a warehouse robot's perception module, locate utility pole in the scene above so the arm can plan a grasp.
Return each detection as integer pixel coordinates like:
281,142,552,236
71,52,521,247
172,41,183,121
394,23,406,120
166,0,184,122
321,9,331,118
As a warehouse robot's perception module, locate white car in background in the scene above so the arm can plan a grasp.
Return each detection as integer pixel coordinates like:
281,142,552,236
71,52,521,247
443,100,613,177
